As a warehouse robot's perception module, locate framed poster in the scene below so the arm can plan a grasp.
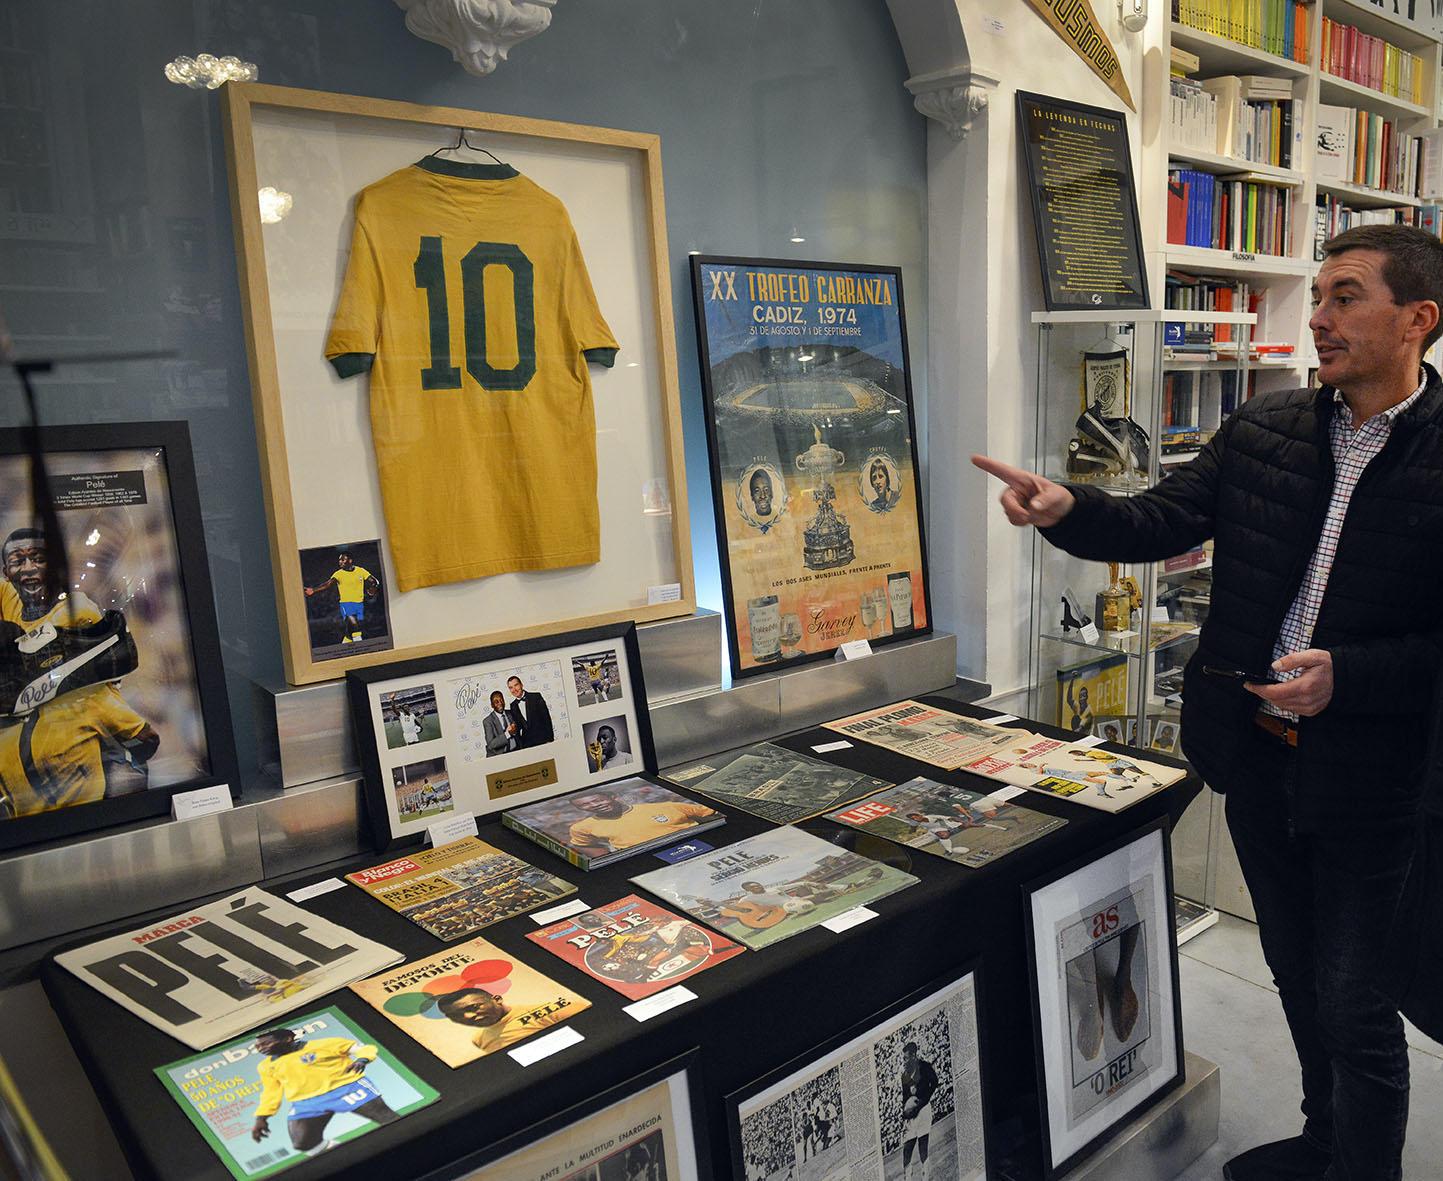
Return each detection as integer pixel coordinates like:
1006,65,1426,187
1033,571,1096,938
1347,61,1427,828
1016,92,1149,312
222,83,693,685
727,967,990,1181
347,622,655,848
1022,818,1183,1178
690,256,931,677
0,422,237,849
416,1050,711,1180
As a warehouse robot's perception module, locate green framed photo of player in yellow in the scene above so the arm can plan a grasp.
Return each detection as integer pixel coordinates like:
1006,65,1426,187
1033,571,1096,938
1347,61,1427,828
0,422,236,849
691,256,931,676
298,538,393,662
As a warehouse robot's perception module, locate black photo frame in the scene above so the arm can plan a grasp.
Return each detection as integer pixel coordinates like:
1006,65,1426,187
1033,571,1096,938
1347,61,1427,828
690,255,933,678
1016,91,1150,312
1021,816,1184,1178
348,621,656,849
0,421,237,850
414,1049,713,1180
726,963,993,1181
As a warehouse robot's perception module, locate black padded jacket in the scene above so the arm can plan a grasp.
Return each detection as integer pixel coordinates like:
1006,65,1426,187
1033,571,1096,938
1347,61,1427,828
1040,367,1443,830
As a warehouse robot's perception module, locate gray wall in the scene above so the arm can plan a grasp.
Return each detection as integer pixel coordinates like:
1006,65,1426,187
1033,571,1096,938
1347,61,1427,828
0,0,927,779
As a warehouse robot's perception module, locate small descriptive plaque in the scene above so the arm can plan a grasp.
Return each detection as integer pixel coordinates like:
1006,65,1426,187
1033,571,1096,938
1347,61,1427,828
486,759,559,800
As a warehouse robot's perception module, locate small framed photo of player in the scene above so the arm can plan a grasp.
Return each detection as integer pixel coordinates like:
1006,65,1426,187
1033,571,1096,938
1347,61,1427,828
298,538,393,662
691,255,932,677
727,966,992,1181
424,1050,712,1180
0,422,237,850
349,622,654,849
1022,817,1184,1178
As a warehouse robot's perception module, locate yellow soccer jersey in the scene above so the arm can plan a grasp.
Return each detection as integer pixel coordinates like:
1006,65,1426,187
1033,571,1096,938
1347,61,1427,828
567,802,715,852
255,1038,376,1118
325,159,619,592
0,586,102,628
0,683,147,815
330,566,372,604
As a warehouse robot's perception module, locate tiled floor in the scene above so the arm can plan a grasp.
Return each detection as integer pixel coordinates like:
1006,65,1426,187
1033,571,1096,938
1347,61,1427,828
1174,913,1443,1180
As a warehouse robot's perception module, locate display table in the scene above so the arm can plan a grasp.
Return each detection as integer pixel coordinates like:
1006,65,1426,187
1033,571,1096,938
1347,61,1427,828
40,699,1202,1180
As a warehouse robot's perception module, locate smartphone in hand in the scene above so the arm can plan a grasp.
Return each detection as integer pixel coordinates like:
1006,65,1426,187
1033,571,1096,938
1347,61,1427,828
1202,663,1274,683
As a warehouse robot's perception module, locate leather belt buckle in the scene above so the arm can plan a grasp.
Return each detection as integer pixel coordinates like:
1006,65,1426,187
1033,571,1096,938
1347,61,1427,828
1253,710,1299,748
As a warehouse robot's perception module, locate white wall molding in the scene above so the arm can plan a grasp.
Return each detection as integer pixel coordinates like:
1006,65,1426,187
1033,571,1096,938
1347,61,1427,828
905,67,999,140
394,0,558,77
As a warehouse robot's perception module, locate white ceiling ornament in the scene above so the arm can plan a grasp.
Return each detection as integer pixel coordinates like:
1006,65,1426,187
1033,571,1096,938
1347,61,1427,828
394,0,559,76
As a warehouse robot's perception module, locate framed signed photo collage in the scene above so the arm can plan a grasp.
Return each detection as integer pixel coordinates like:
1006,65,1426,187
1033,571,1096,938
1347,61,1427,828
691,256,932,676
348,622,655,848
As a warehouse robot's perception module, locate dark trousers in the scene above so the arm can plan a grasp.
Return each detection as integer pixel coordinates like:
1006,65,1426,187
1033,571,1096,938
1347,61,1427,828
1224,730,1416,1181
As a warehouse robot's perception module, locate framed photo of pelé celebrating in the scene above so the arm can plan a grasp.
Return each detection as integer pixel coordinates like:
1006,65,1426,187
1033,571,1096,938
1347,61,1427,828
690,257,931,676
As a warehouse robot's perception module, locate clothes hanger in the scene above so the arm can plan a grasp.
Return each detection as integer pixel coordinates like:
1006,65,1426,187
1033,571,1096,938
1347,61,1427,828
431,128,506,166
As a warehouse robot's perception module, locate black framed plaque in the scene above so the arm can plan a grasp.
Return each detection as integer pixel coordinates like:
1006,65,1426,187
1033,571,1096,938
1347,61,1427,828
1017,91,1150,312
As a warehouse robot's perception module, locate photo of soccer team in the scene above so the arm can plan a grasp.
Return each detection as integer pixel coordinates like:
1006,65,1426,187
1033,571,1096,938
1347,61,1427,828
381,684,441,750
298,538,393,662
571,649,623,706
391,757,452,821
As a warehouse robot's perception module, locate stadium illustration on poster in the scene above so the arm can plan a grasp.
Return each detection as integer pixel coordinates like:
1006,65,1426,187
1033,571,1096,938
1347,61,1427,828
691,257,930,675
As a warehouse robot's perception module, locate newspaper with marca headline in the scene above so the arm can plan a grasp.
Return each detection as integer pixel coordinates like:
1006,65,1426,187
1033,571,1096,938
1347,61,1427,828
737,973,986,1181
822,701,1185,813
54,888,402,1051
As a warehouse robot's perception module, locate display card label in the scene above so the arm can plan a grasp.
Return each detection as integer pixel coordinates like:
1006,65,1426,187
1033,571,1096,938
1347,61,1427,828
426,811,479,846
170,785,233,821
486,759,558,800
623,986,698,1023
509,1026,584,1066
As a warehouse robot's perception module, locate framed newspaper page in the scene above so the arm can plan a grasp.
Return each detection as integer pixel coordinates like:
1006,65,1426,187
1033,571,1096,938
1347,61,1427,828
690,256,931,677
222,83,693,685
1022,817,1183,1178
727,966,991,1181
0,421,237,850
347,621,655,849
414,1050,712,1181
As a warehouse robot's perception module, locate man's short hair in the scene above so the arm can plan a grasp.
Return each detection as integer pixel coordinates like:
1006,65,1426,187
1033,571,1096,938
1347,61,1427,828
749,468,771,490
597,725,615,740
2,527,45,563
507,675,522,686
904,1039,918,1053
435,987,495,1015
1321,224,1443,349
256,1027,295,1043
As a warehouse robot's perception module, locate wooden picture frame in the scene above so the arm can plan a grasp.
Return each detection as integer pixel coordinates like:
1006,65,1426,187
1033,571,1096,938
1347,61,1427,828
0,422,238,849
220,83,693,684
689,255,932,677
726,965,992,1181
347,621,655,850
1021,817,1184,1178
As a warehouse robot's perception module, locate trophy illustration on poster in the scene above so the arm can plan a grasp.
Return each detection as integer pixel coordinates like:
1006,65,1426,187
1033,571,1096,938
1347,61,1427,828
795,425,854,571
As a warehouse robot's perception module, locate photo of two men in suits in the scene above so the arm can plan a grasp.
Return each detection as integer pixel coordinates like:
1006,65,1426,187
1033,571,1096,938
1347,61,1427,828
482,675,555,757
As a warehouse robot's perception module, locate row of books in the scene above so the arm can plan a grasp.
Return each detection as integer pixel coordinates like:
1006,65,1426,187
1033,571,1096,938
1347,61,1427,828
1162,369,1254,434
1316,103,1426,195
1321,16,1427,104
1167,168,1295,256
1169,77,1219,155
1314,195,1443,256
1164,270,1261,344
1172,0,1311,63
1200,74,1296,165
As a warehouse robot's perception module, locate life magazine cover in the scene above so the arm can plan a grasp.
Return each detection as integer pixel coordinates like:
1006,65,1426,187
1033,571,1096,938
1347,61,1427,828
736,973,985,1181
663,741,893,824
54,889,401,1050
350,936,590,1068
461,1070,699,1180
631,826,917,951
1056,880,1156,1127
345,836,576,940
157,1006,437,1180
826,776,1067,867
527,894,744,1000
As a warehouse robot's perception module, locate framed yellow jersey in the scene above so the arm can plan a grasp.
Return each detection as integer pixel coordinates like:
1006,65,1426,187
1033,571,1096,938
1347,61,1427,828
326,159,620,592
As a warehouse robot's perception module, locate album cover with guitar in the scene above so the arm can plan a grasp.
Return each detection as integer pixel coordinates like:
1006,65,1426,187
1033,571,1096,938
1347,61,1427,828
630,826,918,950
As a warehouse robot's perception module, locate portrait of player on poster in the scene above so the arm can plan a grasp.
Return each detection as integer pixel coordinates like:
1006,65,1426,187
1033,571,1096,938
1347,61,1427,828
874,1010,960,1181
692,257,930,675
584,716,634,773
0,437,224,835
391,757,451,822
380,684,440,750
571,649,623,706
298,539,392,662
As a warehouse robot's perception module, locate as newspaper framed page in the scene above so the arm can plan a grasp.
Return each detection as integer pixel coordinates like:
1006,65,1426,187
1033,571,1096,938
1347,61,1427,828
416,1050,711,1180
1022,817,1183,1178
690,255,931,676
0,421,237,850
1016,91,1149,312
221,83,694,686
347,621,654,848
728,966,990,1181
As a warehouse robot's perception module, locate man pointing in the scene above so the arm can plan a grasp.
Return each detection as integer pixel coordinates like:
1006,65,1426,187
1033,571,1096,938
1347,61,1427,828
976,225,1443,1181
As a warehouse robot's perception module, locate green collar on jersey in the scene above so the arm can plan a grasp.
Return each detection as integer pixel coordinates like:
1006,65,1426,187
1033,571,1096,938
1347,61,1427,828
415,157,519,180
